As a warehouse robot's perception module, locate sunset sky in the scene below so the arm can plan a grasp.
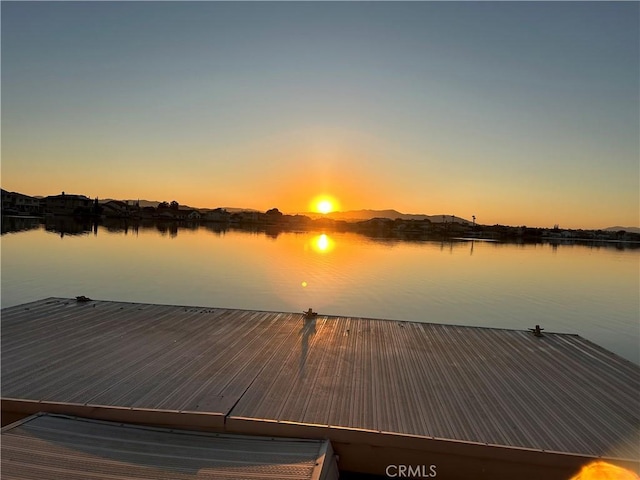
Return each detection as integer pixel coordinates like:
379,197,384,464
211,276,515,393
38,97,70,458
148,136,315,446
2,1,638,229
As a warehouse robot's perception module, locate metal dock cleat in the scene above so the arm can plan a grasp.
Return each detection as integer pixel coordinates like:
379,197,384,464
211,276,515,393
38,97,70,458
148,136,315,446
529,325,544,337
303,308,317,318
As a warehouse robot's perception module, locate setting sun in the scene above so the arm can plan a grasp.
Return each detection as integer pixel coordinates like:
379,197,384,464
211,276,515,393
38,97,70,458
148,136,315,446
318,200,332,214
311,195,339,215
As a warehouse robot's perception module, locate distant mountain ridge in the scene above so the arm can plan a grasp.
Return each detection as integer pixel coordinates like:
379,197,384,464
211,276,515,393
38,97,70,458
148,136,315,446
305,209,471,224
603,226,640,234
100,201,469,223
99,199,257,213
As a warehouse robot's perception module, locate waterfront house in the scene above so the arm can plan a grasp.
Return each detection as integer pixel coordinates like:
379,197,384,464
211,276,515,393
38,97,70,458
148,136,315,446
43,192,92,216
140,206,157,219
102,200,130,218
230,211,264,224
184,209,201,220
157,210,175,220
203,208,230,223
1,189,41,215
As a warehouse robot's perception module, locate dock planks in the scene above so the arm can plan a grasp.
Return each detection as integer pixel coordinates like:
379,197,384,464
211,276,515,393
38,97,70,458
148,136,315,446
2,298,639,478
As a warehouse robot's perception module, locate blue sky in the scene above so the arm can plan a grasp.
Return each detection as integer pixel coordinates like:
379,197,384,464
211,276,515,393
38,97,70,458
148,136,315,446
2,1,638,228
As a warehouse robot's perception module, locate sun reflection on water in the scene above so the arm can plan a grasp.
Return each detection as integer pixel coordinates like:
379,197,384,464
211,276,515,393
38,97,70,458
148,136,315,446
311,233,335,254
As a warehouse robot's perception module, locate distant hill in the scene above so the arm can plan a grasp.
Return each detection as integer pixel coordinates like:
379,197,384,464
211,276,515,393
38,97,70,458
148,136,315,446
304,209,471,224
99,199,260,213
603,226,640,234
100,199,160,208
199,207,260,213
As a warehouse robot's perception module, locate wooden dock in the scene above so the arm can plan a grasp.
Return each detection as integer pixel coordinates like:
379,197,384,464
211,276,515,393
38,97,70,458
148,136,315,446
2,298,639,479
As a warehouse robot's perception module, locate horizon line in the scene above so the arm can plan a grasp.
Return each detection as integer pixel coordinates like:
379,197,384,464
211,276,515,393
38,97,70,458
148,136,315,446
2,188,638,231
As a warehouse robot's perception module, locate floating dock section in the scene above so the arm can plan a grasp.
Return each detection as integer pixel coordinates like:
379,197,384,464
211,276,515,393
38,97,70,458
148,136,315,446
2,298,639,479
1,412,338,480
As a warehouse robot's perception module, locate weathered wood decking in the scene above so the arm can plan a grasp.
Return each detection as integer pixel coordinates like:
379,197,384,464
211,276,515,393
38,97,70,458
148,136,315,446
2,298,639,478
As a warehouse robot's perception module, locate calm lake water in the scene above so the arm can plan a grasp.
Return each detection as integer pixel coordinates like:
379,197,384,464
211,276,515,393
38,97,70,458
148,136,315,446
2,220,639,365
